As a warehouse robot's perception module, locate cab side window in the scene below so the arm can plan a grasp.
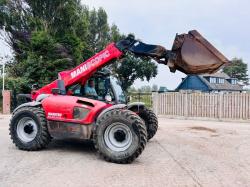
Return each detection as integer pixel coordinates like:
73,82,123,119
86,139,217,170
67,84,81,96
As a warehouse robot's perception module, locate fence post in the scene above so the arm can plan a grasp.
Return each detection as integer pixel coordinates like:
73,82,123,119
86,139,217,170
218,93,223,120
184,92,188,118
152,92,158,116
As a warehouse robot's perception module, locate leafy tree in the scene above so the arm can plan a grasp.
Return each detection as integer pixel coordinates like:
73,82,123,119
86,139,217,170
152,84,158,92
108,26,157,92
110,24,124,42
0,0,88,84
112,56,157,92
0,77,30,110
138,85,152,93
0,0,158,93
87,8,110,54
223,58,248,84
128,86,137,92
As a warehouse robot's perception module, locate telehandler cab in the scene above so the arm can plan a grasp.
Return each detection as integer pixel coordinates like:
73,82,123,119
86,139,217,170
9,30,229,163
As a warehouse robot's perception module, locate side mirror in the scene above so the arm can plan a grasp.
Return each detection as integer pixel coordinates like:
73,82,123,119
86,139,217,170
51,88,61,95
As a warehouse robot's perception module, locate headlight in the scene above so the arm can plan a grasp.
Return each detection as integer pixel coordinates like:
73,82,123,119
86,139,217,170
73,107,90,120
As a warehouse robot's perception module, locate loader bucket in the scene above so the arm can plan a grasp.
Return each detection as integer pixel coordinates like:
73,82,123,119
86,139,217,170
168,30,229,74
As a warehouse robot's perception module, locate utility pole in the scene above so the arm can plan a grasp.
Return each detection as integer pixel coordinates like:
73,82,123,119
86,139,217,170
1,25,10,114
0,56,5,90
2,62,5,91
2,25,6,91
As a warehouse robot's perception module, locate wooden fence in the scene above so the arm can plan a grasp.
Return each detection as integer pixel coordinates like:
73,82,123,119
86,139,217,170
152,92,250,120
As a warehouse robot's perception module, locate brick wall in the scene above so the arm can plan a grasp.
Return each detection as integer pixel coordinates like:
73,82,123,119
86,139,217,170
2,90,11,114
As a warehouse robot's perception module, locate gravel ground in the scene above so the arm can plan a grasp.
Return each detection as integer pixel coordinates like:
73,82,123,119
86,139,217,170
0,115,250,187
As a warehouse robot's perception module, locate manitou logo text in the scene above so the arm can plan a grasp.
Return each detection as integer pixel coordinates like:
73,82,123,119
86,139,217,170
48,112,62,118
71,50,110,79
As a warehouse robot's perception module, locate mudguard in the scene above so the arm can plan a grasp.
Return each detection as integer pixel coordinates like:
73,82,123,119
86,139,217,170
96,104,126,122
127,102,146,113
12,101,42,114
36,94,50,102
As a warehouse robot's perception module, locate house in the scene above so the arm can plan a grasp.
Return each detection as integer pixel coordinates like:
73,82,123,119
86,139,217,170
158,86,168,93
176,72,243,93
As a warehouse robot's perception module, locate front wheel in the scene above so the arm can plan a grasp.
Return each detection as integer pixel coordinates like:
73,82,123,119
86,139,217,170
93,109,147,164
9,107,51,151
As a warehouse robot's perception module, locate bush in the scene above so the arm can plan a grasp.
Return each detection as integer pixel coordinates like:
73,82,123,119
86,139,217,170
0,77,31,93
0,77,31,111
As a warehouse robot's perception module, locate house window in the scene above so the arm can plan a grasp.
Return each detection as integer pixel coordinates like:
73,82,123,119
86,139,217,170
210,77,224,84
210,77,216,83
231,79,237,84
218,78,224,84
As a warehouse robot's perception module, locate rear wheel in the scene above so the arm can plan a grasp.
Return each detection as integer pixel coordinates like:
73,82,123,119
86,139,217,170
93,109,147,164
138,108,158,140
9,107,51,151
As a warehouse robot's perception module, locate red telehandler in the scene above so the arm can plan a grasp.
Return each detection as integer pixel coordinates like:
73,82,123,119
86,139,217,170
9,30,229,163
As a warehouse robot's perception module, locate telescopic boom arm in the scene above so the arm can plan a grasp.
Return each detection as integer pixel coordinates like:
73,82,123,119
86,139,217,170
31,35,172,100
31,31,229,100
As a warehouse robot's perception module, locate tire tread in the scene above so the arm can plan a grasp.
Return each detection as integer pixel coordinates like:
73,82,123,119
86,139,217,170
9,106,51,151
93,109,147,164
138,108,158,140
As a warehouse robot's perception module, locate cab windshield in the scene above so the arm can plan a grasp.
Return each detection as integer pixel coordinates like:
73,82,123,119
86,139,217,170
110,77,126,103
67,76,126,104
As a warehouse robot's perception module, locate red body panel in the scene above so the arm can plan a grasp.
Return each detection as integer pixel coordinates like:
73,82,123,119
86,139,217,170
31,43,123,100
42,95,111,124
31,80,57,100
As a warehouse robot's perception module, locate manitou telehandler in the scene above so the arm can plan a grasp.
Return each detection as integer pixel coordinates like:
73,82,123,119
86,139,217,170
9,30,229,163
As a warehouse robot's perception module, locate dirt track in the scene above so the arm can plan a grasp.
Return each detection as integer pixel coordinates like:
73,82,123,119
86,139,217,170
1,116,250,187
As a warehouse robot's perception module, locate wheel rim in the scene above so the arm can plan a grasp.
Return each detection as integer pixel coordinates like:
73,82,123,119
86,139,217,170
16,117,38,143
104,122,133,152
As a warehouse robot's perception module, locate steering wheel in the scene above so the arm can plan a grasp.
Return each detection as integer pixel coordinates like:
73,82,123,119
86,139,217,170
85,95,98,100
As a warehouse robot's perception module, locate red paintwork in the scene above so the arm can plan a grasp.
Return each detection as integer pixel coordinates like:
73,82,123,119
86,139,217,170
31,80,57,100
42,95,111,124
31,43,123,100
31,42,123,125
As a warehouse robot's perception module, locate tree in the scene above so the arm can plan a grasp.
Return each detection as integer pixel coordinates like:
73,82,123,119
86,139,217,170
0,0,88,86
152,84,158,92
111,56,157,92
0,0,158,93
108,26,157,92
88,8,110,53
138,85,151,93
128,86,137,93
223,58,248,85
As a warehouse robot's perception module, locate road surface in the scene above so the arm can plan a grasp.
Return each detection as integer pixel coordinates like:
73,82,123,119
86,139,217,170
0,115,250,187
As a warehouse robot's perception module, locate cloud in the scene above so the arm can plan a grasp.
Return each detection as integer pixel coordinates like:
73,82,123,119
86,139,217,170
1,1,249,88
83,0,250,89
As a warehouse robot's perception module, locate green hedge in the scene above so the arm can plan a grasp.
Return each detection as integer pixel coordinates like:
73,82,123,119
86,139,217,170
0,77,31,93
0,77,31,111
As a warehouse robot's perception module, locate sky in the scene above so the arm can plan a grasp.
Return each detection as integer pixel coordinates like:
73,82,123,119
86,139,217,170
82,0,250,89
0,0,250,89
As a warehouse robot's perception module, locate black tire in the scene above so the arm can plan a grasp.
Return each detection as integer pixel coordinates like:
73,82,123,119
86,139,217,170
93,109,147,164
138,108,158,140
9,107,51,151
